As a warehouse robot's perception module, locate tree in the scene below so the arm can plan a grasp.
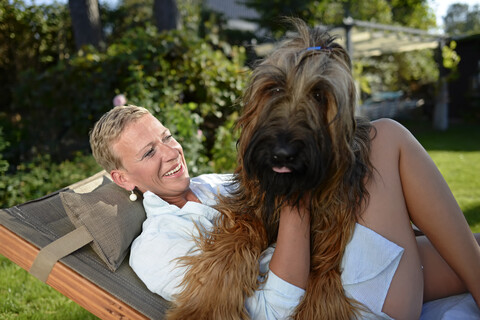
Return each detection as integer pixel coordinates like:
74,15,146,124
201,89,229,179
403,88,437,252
0,0,75,160
444,3,480,35
242,0,435,38
68,0,103,50
104,0,179,34
242,0,314,37
153,0,179,32
391,0,436,29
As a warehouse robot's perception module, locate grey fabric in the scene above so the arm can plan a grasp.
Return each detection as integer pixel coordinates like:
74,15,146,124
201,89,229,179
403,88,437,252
61,182,145,271
0,171,168,319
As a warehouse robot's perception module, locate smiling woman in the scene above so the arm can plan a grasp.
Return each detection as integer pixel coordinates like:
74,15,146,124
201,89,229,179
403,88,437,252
89,105,198,208
108,113,195,208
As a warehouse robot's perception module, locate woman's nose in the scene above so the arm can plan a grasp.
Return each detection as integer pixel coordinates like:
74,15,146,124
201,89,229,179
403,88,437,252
159,143,179,162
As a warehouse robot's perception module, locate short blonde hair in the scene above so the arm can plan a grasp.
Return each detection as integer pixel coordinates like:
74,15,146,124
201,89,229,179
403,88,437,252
89,105,150,172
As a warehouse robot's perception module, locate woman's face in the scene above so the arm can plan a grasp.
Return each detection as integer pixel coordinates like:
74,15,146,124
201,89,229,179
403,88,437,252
112,113,190,200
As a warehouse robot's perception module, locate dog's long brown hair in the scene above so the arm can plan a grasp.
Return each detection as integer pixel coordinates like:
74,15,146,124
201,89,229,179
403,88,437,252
168,18,374,319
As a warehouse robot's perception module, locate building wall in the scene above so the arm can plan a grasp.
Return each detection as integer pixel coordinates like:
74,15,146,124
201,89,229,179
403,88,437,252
448,34,480,119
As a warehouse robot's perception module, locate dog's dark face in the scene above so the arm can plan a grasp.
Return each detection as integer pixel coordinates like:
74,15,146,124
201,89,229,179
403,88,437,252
240,91,338,242
242,104,333,205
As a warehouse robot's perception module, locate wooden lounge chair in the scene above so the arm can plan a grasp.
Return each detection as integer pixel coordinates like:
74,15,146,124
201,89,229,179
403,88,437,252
0,171,168,319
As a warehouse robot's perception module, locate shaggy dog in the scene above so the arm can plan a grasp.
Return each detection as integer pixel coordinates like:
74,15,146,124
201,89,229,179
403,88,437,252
167,19,374,320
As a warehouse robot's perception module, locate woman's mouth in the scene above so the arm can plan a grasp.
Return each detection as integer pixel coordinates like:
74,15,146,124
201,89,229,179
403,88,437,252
164,163,182,177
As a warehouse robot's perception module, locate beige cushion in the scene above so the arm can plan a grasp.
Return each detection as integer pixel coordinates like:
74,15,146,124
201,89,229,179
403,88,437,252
60,182,145,271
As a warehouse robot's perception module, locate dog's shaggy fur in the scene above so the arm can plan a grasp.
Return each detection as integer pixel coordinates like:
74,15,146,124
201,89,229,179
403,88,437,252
167,19,375,319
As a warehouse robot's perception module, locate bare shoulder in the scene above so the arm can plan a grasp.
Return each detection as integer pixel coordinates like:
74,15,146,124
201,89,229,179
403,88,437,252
368,118,419,156
371,118,413,142
371,118,409,134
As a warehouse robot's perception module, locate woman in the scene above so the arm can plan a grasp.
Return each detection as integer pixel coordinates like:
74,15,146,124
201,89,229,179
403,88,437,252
89,104,310,319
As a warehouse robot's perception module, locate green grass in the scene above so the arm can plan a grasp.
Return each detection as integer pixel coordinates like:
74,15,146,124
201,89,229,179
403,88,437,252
0,119,479,319
404,119,480,232
0,255,98,319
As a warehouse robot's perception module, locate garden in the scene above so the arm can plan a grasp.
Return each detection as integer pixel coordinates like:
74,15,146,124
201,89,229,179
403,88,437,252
1,0,479,318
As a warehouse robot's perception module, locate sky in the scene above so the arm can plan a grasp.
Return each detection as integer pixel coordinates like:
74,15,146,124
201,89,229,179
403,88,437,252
27,0,480,31
429,0,480,28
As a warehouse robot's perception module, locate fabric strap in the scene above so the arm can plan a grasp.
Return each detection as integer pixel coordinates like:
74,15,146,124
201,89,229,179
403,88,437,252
29,225,94,282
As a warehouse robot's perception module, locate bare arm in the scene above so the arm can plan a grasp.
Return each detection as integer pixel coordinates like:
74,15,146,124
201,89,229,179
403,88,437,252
359,119,480,318
396,122,480,306
369,119,480,307
269,204,310,289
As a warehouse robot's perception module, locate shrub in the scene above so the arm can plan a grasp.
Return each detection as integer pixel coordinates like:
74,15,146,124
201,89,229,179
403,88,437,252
0,0,74,117
0,153,101,208
211,111,239,173
9,23,247,174
0,128,8,174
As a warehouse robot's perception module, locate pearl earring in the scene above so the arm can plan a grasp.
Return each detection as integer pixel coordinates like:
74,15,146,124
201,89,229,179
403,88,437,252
129,190,137,202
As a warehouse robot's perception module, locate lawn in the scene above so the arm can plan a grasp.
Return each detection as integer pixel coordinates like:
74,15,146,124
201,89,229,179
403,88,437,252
404,119,480,232
0,118,479,318
0,255,98,319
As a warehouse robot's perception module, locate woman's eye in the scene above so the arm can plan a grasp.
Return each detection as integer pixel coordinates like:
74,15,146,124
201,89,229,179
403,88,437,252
163,135,173,143
143,147,155,159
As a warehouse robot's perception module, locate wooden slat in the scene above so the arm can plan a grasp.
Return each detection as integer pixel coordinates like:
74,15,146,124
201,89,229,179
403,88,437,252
0,225,148,320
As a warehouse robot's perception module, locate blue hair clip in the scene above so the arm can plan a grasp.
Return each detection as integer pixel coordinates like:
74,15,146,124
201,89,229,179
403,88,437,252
305,46,323,51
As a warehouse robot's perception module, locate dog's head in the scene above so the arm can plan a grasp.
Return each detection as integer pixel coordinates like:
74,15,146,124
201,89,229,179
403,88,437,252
236,22,359,233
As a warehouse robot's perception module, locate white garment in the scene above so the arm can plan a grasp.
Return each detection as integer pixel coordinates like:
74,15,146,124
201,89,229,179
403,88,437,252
342,224,404,319
130,174,304,320
421,293,480,320
130,174,405,319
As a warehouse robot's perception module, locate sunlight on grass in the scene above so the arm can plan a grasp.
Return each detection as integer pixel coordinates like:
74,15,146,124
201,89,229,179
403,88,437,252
428,151,480,232
0,255,98,320
406,120,480,233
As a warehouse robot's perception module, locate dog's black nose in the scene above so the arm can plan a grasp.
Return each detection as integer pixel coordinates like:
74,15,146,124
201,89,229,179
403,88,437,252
272,146,296,164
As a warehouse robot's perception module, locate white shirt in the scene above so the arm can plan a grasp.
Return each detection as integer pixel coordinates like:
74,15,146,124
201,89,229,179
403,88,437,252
130,174,304,320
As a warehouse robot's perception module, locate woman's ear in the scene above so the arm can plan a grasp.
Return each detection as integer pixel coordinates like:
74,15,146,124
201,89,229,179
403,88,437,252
110,169,135,191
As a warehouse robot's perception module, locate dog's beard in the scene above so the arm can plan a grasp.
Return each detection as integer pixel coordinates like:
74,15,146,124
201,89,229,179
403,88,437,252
243,125,332,241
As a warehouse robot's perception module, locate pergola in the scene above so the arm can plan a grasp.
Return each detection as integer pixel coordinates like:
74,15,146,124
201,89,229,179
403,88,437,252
332,18,446,58
335,18,449,130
